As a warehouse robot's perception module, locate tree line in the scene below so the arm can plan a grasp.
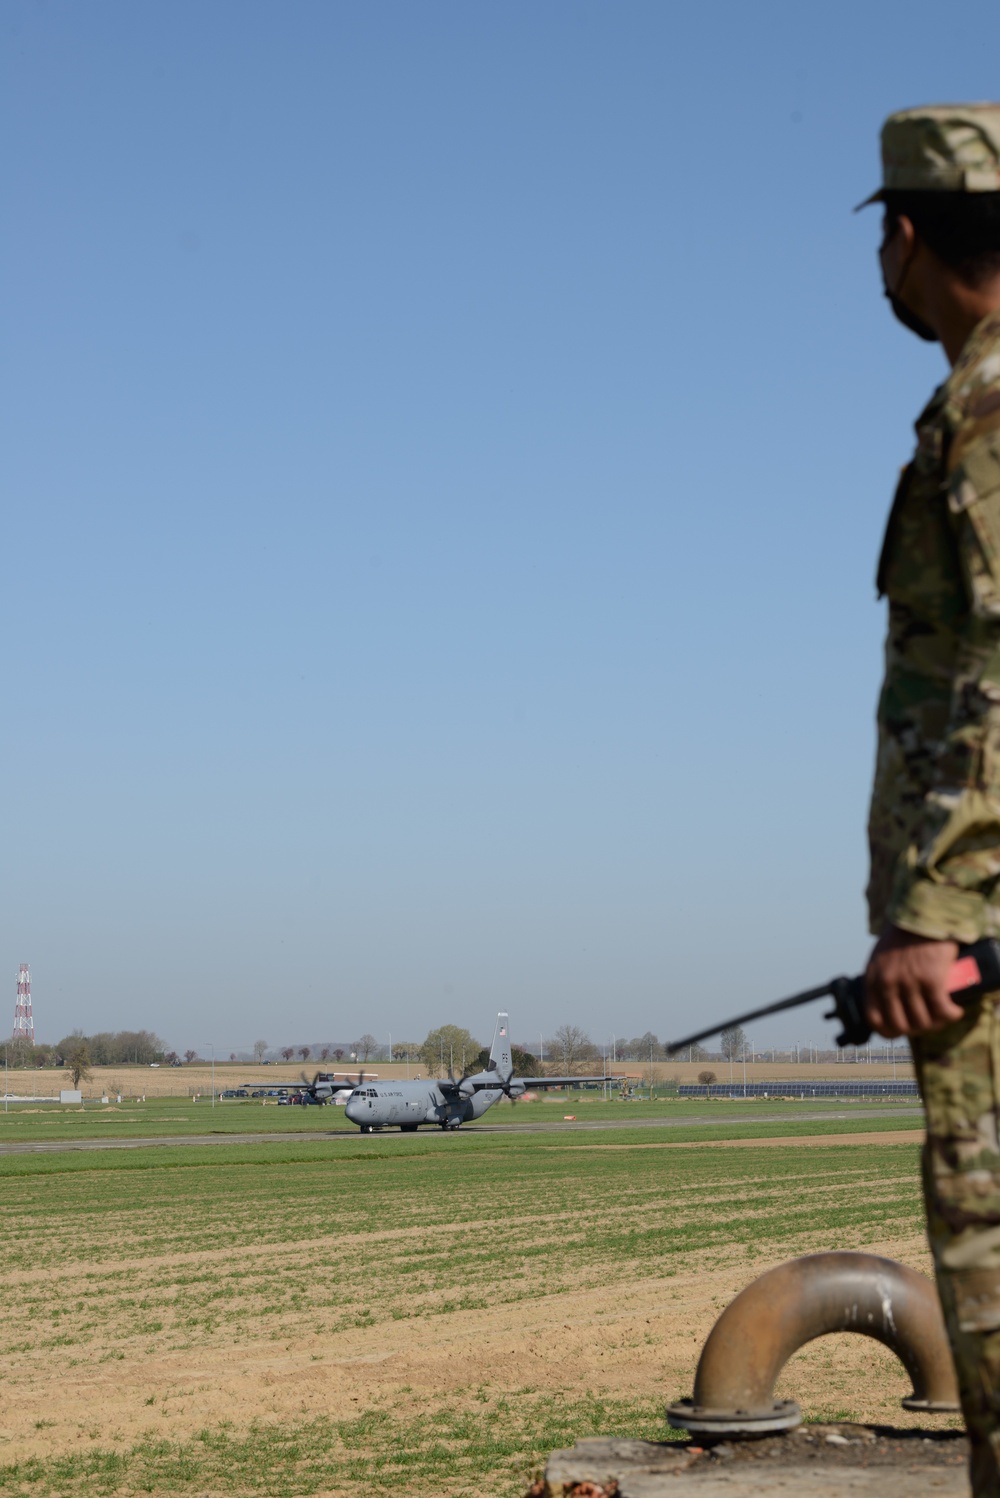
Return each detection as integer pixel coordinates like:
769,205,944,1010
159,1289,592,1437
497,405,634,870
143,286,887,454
1,1029,167,1069
0,1020,762,1079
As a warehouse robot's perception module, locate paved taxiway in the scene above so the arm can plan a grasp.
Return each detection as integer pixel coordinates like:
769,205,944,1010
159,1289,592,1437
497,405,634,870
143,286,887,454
0,1106,923,1155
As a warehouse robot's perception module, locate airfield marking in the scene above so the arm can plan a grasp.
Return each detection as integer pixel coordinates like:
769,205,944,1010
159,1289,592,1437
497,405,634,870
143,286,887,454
0,1106,924,1155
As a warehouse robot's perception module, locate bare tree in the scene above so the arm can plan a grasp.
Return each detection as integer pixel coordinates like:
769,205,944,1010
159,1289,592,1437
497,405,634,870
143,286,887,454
355,1033,378,1063
634,1030,662,1060
553,1024,592,1072
281,1047,295,1062
697,1069,717,1097
184,1049,197,1064
298,1045,311,1062
229,1052,236,1062
253,1039,269,1063
64,1040,93,1091
720,1026,748,1062
333,1048,344,1062
320,1046,330,1061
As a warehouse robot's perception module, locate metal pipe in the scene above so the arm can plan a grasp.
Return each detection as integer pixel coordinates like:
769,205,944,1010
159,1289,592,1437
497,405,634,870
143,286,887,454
667,1252,960,1437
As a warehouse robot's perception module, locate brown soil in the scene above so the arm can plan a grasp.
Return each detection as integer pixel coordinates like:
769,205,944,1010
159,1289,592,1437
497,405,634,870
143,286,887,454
550,1131,926,1151
0,1227,949,1466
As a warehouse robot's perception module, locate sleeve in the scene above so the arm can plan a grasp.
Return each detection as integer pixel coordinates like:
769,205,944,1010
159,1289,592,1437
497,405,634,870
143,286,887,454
886,427,1000,942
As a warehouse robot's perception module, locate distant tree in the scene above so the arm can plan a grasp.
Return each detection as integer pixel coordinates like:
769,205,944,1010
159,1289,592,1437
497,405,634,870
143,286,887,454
281,1047,294,1062
165,1051,179,1065
298,1045,311,1062
229,1053,236,1062
64,1039,93,1090
473,1044,542,1077
29,1044,53,1068
253,1040,269,1063
320,1046,330,1061
684,1042,708,1062
420,1025,480,1078
633,1031,662,1060
333,1048,345,1062
552,1024,593,1072
184,1049,197,1064
6,1035,31,1069
697,1069,717,1097
720,1026,748,1062
355,1034,378,1063
84,1030,165,1065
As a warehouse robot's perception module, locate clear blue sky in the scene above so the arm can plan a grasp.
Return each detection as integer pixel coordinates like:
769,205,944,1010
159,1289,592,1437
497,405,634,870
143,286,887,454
3,0,998,1054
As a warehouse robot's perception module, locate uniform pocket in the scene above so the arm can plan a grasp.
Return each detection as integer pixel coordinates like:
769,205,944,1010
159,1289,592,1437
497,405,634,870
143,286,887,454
949,439,1000,618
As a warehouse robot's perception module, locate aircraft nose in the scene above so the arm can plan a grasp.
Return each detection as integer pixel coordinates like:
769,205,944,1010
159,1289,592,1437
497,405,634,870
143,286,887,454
344,1099,360,1123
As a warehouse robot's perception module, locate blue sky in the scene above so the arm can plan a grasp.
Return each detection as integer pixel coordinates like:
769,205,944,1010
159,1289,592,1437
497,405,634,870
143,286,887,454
4,0,998,1054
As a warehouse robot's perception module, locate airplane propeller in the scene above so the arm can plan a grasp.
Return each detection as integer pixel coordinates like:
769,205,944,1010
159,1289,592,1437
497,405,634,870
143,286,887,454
298,1068,366,1102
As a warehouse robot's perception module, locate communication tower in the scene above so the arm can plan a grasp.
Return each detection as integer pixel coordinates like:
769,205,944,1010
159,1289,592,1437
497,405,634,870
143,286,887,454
13,965,33,1045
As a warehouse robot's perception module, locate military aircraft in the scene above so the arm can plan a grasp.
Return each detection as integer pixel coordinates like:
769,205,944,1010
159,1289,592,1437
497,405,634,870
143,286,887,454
343,1013,606,1132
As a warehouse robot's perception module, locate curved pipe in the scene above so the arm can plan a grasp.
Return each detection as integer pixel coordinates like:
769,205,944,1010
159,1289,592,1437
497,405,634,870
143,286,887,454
669,1252,959,1436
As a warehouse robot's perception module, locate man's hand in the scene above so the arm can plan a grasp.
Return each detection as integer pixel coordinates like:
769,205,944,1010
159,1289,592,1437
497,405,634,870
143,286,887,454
865,925,964,1038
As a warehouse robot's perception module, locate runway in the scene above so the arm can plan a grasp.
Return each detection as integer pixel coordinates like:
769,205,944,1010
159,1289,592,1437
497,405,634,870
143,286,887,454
0,1106,924,1156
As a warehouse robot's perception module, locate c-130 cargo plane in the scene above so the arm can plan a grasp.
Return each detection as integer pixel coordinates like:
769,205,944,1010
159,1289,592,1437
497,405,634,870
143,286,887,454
343,1013,605,1132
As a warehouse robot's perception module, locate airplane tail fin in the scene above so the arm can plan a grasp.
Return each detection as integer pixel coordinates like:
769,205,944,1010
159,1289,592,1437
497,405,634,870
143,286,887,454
488,1012,513,1084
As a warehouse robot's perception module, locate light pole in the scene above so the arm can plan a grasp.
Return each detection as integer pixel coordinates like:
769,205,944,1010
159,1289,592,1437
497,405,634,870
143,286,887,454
388,1032,392,1064
203,1043,215,1108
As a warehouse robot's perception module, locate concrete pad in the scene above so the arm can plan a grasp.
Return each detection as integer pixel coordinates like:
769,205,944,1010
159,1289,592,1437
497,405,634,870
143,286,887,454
537,1426,969,1496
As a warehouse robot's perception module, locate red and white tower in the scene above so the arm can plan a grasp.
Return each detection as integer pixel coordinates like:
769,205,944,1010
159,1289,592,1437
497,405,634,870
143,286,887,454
13,965,33,1045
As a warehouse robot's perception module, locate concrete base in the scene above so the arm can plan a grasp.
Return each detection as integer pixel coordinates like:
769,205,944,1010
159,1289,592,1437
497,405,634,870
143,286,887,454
533,1425,969,1497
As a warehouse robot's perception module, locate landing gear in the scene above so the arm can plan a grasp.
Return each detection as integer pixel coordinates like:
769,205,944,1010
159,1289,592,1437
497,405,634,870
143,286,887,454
360,1124,375,1134
400,1124,419,1132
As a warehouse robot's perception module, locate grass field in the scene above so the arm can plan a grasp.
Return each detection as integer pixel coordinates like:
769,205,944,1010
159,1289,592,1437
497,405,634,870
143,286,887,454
0,1091,922,1145
0,1115,943,1497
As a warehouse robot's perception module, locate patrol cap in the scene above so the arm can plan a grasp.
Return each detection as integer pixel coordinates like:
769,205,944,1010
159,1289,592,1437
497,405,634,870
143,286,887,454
856,103,1000,210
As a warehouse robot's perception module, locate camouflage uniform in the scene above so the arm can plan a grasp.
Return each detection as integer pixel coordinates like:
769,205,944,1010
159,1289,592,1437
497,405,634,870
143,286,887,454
865,104,1000,1493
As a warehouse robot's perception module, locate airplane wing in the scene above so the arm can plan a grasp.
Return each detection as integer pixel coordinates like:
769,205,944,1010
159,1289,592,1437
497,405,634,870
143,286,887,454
516,1075,608,1088
459,1075,611,1091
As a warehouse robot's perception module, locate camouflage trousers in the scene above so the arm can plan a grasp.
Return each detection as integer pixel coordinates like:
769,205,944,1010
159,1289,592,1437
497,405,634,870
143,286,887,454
913,996,1000,1497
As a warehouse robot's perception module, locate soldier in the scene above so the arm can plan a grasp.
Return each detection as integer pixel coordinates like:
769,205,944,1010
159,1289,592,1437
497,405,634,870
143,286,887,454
861,104,1000,1493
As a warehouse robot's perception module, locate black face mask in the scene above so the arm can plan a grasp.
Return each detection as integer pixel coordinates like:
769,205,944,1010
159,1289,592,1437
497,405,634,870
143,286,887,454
880,239,939,343
883,286,939,342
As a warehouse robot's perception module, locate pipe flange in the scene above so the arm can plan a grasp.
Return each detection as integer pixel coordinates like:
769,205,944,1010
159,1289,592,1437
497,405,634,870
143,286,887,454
666,1397,802,1437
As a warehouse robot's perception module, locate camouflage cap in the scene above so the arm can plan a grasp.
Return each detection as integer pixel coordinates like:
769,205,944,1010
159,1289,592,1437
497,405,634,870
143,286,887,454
856,103,1000,210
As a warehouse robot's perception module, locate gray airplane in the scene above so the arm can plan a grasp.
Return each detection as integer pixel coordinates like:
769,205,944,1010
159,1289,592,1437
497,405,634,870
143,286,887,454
343,1013,605,1132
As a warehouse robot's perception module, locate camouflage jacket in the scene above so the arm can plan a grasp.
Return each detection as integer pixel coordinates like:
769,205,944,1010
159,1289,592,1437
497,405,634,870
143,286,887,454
868,309,1000,941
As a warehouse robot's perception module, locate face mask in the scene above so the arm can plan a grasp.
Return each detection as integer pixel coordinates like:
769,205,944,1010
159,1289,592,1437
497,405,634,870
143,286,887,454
880,240,938,343
883,286,939,342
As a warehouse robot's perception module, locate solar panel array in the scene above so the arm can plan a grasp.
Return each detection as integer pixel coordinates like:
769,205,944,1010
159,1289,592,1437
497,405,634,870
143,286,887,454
677,1080,919,1098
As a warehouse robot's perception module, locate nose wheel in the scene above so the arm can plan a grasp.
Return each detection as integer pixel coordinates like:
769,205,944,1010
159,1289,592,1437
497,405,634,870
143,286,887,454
359,1124,375,1134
